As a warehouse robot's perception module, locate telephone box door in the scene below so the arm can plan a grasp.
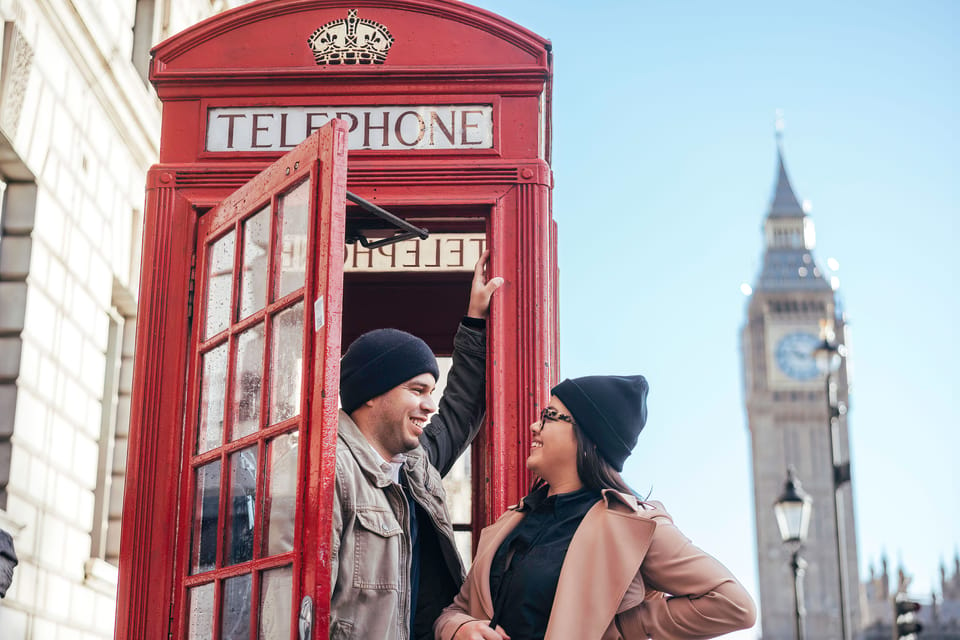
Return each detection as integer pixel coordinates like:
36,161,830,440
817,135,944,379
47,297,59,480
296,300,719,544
175,122,347,639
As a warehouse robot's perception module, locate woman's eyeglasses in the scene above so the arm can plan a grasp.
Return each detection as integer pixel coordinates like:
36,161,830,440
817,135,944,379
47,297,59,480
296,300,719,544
539,407,576,429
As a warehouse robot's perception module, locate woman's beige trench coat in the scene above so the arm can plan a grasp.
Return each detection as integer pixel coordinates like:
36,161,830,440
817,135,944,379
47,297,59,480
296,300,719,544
435,490,756,640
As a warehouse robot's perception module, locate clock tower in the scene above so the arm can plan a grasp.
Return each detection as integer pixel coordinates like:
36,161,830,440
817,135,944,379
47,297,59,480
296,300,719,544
742,143,862,639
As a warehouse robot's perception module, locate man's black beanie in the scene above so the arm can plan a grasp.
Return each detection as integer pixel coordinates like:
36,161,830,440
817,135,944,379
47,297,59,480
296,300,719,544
339,328,440,414
551,374,649,472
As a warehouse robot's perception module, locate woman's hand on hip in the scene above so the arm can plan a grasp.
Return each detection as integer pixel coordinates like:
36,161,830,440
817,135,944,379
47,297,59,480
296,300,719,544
453,620,511,640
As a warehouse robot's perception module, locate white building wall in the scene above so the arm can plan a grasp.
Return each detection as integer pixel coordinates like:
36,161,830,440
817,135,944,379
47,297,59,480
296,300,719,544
0,1,246,637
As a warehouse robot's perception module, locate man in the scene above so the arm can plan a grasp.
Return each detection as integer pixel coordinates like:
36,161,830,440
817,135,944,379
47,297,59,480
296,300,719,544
330,251,503,640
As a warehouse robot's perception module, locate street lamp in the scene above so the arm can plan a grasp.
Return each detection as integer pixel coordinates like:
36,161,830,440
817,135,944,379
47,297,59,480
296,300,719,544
813,328,851,640
775,466,812,640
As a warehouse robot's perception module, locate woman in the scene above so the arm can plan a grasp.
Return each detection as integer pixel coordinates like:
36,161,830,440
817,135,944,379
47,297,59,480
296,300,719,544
434,375,756,640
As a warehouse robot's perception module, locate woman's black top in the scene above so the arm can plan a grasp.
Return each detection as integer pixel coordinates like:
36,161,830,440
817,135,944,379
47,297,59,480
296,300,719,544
488,486,601,640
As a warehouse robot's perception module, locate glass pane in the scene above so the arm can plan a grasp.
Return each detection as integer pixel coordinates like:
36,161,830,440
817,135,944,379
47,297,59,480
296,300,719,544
259,565,293,640
221,573,252,640
197,343,228,454
191,461,221,574
264,432,298,556
240,206,270,319
274,179,309,299
454,530,474,565
187,582,215,640
232,324,265,440
268,303,304,425
226,447,258,566
205,232,235,339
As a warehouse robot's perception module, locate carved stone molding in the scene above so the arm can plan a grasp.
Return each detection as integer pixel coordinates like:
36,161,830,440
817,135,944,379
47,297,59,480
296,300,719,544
0,21,34,139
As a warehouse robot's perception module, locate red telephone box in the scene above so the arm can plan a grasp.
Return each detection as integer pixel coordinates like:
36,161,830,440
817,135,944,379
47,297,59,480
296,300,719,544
117,1,556,638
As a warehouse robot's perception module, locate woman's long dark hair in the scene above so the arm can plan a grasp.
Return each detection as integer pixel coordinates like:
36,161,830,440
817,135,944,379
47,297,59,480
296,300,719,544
571,422,636,494
529,421,638,496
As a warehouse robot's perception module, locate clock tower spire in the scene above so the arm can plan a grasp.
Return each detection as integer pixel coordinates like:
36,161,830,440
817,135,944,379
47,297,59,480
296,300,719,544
755,147,830,292
741,138,862,639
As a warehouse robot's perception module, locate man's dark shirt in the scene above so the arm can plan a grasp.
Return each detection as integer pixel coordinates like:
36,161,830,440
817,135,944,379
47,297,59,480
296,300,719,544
488,485,601,640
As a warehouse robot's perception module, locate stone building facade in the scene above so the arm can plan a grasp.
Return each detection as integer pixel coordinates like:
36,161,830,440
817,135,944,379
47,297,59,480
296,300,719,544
860,554,960,640
0,1,245,636
741,142,863,639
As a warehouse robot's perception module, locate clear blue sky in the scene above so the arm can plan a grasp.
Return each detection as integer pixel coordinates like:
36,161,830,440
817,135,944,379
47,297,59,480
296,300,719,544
469,0,958,635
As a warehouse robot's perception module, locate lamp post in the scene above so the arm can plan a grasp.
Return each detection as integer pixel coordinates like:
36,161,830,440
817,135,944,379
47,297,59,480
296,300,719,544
814,329,851,640
775,466,812,640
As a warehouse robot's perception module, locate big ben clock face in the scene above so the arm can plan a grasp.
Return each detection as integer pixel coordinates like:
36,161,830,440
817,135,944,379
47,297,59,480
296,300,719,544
774,331,821,381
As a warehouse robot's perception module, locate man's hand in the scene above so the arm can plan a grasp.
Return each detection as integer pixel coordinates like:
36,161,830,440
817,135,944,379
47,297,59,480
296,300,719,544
467,250,504,319
453,620,511,640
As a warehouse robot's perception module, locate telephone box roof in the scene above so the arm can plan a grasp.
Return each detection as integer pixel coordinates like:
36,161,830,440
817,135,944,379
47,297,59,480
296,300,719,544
150,0,552,86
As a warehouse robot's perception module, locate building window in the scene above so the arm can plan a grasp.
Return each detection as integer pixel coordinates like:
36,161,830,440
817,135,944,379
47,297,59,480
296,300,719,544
89,293,137,566
90,309,121,562
131,0,157,84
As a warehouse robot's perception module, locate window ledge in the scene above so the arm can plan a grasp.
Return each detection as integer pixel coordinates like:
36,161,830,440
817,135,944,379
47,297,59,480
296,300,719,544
84,557,118,595
0,510,25,538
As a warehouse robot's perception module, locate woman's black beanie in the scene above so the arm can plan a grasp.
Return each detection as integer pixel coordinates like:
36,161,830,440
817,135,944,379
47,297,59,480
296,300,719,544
551,374,649,472
339,328,439,414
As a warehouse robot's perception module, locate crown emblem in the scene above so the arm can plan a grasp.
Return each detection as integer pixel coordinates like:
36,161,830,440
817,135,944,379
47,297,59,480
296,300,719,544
307,9,394,65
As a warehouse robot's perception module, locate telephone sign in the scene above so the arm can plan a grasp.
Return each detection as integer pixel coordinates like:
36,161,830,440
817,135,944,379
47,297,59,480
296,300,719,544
207,105,494,152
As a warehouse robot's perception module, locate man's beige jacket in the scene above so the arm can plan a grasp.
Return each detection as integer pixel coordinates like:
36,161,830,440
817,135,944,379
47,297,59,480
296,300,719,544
330,324,487,640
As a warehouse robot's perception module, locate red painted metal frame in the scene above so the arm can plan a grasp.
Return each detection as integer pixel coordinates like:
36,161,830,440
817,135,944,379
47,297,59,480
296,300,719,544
116,172,196,640
168,124,347,638
117,2,555,637
305,123,349,638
